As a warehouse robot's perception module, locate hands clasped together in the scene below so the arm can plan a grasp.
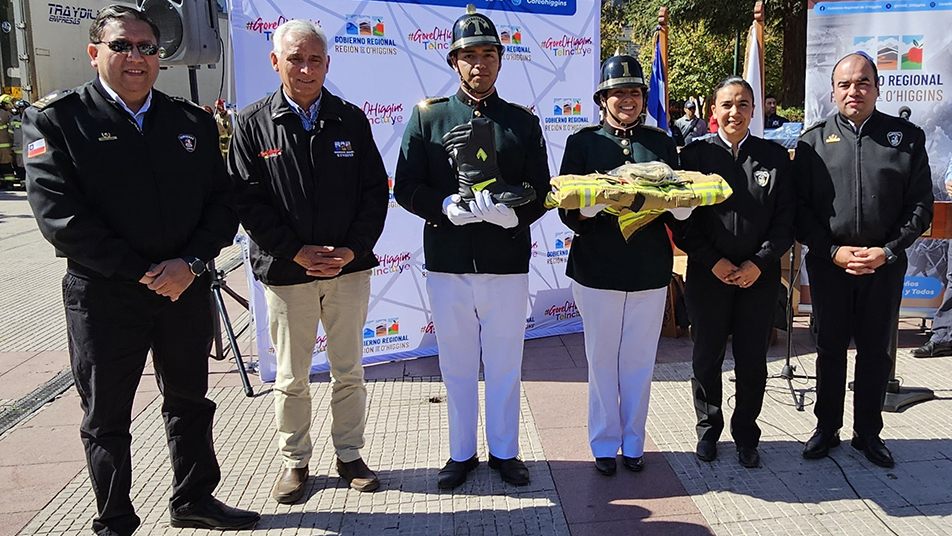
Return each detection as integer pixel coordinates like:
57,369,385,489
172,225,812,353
139,259,196,302
294,245,356,278
833,246,887,275
712,258,762,288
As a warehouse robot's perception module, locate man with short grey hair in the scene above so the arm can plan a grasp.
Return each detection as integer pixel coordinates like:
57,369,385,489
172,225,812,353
229,19,389,502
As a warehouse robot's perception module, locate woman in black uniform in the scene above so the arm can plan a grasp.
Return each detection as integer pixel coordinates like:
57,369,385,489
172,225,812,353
559,54,688,476
676,76,795,468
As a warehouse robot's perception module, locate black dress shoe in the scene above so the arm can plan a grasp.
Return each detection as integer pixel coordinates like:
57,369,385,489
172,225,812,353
170,497,259,530
851,434,895,468
802,428,840,459
622,456,644,472
438,455,479,489
336,457,380,492
737,446,760,468
488,454,530,485
695,440,717,462
911,340,952,358
594,457,616,475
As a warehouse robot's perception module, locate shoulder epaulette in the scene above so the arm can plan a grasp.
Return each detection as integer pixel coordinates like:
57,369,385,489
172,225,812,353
576,124,601,133
170,95,204,112
508,102,535,116
32,89,74,110
417,96,449,109
801,118,827,135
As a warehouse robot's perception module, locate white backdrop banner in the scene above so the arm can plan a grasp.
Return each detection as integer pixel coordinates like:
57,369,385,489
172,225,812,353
803,1,952,317
228,0,600,380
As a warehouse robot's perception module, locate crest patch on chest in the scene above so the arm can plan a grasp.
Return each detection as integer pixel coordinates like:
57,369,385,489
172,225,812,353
178,134,197,152
754,170,770,187
887,131,903,147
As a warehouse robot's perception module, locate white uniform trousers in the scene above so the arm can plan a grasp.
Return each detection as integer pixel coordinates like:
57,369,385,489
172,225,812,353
573,282,666,458
265,269,371,468
427,272,528,462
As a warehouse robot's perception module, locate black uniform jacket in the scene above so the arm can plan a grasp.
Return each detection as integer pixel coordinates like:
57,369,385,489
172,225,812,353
794,110,933,260
229,87,389,286
558,122,679,292
393,88,550,274
24,79,237,282
676,134,795,270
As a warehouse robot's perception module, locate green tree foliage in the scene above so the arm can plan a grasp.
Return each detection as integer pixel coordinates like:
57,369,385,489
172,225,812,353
601,0,798,113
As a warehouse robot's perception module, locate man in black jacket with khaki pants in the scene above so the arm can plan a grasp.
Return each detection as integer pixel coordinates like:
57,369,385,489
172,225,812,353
229,20,388,502
795,53,933,468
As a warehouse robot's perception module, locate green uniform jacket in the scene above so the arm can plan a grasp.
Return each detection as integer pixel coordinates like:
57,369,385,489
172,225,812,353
794,110,933,260
394,88,550,274
558,123,678,292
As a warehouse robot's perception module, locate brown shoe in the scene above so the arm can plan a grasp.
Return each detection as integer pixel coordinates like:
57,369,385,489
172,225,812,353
336,458,380,492
272,467,308,504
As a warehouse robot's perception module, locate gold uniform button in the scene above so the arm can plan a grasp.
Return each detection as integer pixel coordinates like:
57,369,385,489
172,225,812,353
621,139,629,146
623,148,630,155
474,110,481,117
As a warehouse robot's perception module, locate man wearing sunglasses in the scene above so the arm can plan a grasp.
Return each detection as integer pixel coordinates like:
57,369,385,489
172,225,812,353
23,5,259,535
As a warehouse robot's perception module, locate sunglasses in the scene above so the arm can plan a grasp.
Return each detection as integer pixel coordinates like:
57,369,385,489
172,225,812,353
96,39,160,56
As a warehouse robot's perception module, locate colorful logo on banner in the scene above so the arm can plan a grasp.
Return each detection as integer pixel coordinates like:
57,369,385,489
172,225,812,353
386,176,400,209
544,98,589,132
500,26,522,44
406,26,452,51
499,25,532,61
854,35,924,70
544,300,580,322
335,15,398,55
363,101,405,125
853,35,943,103
540,34,594,57
374,251,412,277
546,231,573,264
363,318,410,354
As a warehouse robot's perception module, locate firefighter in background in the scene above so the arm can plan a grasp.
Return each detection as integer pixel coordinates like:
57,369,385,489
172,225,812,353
11,99,29,182
214,98,233,157
0,95,15,187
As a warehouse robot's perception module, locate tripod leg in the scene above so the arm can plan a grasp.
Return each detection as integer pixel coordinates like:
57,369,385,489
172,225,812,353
213,285,254,397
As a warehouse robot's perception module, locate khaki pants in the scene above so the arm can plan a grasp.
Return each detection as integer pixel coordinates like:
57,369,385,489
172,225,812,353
265,269,371,468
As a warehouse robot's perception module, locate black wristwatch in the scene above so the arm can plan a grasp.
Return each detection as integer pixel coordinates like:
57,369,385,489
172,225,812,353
183,256,206,276
883,247,898,265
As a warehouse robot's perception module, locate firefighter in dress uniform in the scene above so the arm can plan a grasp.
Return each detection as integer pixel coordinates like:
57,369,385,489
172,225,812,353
675,76,795,468
393,5,550,490
558,53,688,476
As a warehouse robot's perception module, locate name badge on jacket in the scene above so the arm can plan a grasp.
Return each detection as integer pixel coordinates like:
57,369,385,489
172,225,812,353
334,140,355,157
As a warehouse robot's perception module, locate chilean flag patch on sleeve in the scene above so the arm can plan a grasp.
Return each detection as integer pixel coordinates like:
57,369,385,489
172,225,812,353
27,138,47,158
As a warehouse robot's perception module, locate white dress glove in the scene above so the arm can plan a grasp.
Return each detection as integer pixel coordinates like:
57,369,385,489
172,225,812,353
442,194,480,226
469,190,519,229
668,206,696,221
579,203,609,218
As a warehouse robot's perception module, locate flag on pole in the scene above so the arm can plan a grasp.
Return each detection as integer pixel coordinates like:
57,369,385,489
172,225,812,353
646,32,668,133
743,3,766,137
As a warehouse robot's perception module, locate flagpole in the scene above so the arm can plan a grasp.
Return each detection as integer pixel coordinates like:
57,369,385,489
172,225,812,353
744,1,766,136
658,7,669,118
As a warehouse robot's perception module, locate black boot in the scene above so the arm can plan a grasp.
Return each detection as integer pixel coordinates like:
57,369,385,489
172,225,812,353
442,118,536,209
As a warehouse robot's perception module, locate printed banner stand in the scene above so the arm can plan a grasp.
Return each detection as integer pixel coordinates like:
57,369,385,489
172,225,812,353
802,0,952,318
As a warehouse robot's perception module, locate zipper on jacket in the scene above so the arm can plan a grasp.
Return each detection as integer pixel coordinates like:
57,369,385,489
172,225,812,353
854,125,862,236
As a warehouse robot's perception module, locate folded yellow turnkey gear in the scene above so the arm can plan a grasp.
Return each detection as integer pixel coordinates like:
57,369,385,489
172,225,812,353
545,162,732,240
